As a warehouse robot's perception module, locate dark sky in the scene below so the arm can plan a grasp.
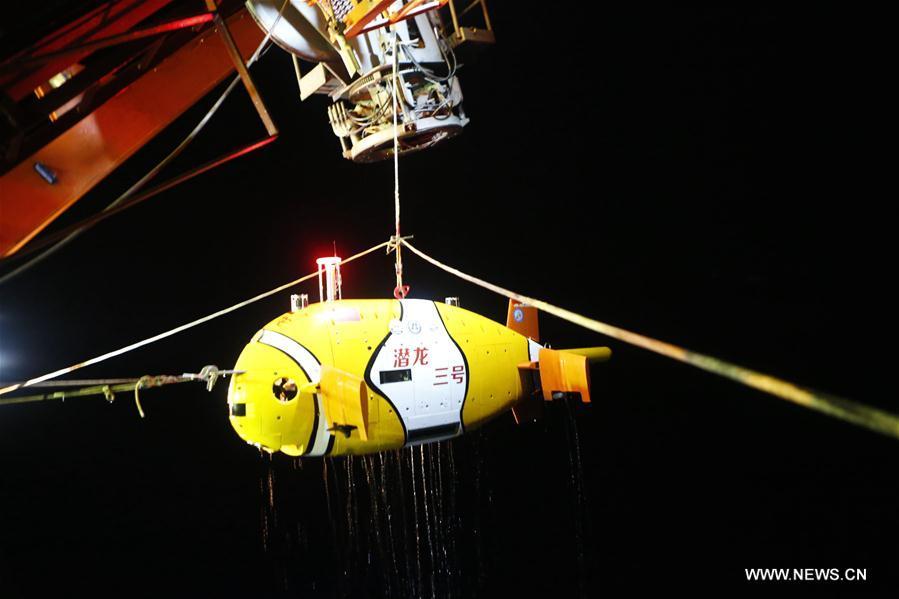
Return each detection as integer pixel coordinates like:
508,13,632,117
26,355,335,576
0,3,893,597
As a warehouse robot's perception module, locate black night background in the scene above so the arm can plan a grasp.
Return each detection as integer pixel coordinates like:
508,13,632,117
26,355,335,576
0,3,892,597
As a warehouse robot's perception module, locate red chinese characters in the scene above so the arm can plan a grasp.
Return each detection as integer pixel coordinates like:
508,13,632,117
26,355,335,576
413,346,429,366
434,365,465,386
394,346,430,368
393,347,410,368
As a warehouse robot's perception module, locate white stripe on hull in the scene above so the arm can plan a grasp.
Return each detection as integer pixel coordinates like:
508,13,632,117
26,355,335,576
258,329,330,456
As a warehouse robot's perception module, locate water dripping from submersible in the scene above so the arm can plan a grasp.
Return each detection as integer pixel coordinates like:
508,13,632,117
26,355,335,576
309,443,465,598
254,433,516,597
253,415,588,597
563,399,589,597
260,452,276,552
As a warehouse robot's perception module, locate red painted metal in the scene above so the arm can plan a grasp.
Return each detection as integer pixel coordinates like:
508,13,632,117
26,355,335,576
0,0,174,101
0,9,265,257
0,135,278,266
2,13,215,70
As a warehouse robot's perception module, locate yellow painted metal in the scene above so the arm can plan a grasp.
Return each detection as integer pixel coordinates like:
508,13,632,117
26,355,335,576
342,0,394,36
325,300,401,453
320,365,369,441
563,347,613,363
228,298,540,457
227,340,318,455
445,0,495,47
435,302,529,429
229,300,404,456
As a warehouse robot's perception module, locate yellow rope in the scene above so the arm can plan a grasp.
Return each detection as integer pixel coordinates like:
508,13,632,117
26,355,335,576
0,241,391,397
401,239,899,440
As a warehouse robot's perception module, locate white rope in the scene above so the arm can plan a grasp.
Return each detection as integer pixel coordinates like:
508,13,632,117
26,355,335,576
401,239,899,440
0,241,390,397
390,29,407,298
393,30,401,239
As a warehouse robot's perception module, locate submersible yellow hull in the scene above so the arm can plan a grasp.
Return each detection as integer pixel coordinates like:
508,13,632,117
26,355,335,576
227,298,608,457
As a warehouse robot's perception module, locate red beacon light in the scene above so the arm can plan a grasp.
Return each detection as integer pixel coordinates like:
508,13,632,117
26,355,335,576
316,256,342,303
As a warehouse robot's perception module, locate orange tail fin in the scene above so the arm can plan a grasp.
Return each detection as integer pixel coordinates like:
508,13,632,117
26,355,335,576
538,348,591,403
506,300,539,341
535,347,611,404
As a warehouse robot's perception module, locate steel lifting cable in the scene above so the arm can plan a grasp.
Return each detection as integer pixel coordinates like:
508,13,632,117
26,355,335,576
0,378,180,408
400,240,899,441
0,241,391,398
0,367,242,417
0,376,184,410
0,378,140,388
